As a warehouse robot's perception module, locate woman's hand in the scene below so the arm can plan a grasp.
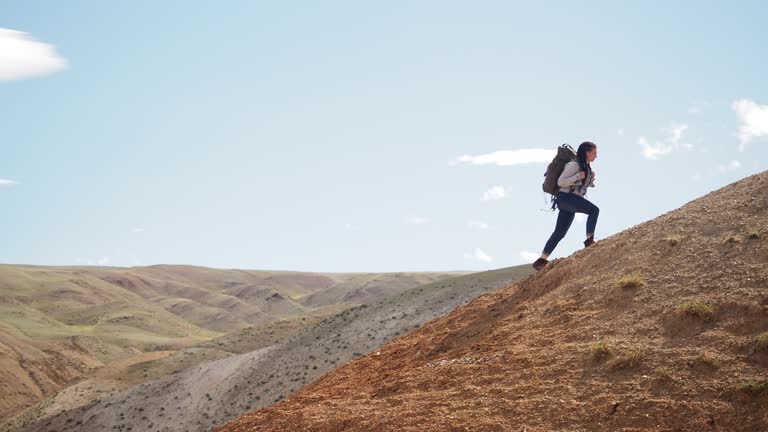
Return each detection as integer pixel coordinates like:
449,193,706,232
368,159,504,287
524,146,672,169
578,171,586,180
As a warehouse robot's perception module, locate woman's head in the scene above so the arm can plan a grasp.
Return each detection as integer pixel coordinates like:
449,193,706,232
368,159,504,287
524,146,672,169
577,141,598,165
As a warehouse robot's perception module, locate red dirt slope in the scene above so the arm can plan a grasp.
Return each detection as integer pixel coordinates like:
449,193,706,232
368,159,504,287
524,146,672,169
0,330,102,422
217,171,768,432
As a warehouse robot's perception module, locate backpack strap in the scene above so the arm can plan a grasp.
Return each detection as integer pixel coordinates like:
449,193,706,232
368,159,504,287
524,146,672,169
549,192,559,211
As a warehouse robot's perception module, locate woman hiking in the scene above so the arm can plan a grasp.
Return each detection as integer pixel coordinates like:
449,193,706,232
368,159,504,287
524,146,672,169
533,141,599,271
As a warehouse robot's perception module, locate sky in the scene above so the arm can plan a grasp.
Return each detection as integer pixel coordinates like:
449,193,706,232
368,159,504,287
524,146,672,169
1,1,767,272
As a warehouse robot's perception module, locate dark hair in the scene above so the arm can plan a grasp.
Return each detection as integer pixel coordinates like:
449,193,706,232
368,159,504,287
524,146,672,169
577,141,597,181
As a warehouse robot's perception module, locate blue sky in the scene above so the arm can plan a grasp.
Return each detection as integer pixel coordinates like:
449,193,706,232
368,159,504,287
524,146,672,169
2,1,767,272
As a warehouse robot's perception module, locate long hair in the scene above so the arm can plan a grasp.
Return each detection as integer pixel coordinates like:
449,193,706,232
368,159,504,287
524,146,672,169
577,141,596,183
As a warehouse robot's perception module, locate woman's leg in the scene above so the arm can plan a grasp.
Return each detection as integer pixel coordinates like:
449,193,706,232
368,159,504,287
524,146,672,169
542,208,575,256
555,193,599,240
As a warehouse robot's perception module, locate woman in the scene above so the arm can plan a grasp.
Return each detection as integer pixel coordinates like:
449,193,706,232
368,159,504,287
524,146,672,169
533,141,599,271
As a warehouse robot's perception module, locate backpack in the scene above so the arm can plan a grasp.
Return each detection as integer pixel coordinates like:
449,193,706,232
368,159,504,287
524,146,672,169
542,144,577,195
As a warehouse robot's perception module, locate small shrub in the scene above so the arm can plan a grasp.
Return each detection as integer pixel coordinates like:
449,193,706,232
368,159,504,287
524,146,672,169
664,235,681,246
738,380,768,395
754,333,768,352
591,341,610,360
677,302,715,320
748,231,760,240
615,273,645,289
607,350,643,370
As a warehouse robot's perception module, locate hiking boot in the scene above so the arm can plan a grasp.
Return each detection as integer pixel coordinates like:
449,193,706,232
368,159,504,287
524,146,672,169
584,237,595,248
532,258,548,271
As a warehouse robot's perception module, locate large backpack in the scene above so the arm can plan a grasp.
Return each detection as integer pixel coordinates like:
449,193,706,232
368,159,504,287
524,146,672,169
542,144,577,195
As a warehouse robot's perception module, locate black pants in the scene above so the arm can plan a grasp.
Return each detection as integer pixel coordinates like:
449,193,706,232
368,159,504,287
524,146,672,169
543,191,599,255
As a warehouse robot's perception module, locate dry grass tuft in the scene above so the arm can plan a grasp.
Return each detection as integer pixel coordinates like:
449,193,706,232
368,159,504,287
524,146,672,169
755,333,768,352
591,341,610,361
606,350,643,370
738,380,768,395
615,273,645,290
677,302,715,321
664,234,682,246
695,355,722,370
653,367,674,381
721,234,741,244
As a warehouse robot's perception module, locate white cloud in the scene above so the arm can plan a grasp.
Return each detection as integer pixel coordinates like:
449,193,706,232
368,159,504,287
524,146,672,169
76,256,111,266
617,128,624,136
732,99,768,150
638,123,691,160
0,179,18,186
344,223,360,231
452,148,555,166
464,248,492,263
519,251,539,263
574,213,587,224
406,216,429,225
482,186,506,201
132,227,145,233
468,220,490,230
718,160,741,174
0,28,68,81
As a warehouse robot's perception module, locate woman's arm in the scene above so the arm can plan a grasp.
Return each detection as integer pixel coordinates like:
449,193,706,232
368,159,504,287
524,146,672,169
586,170,596,188
558,162,582,187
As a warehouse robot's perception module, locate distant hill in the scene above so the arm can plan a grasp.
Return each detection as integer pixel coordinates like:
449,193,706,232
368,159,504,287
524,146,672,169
217,172,768,431
4,265,533,432
0,264,463,423
82,265,466,332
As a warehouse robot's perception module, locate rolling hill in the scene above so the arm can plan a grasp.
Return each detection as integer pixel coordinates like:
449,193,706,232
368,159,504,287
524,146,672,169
3,265,533,432
0,265,463,423
217,171,768,431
